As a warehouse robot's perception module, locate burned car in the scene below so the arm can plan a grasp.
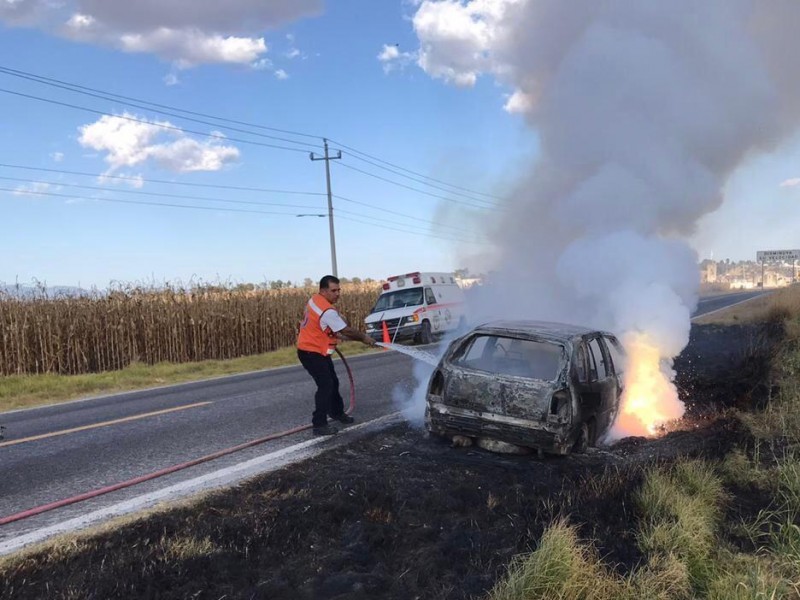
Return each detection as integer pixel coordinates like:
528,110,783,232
425,320,626,455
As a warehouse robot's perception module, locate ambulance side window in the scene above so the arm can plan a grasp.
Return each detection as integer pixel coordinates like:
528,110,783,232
425,288,437,305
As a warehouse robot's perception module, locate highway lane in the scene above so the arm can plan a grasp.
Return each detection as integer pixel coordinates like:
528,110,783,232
0,350,420,539
0,289,768,540
692,290,767,318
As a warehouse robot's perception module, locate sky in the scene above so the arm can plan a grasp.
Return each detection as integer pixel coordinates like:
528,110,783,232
1,0,799,290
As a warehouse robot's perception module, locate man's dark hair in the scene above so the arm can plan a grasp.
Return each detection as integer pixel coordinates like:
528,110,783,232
319,275,340,290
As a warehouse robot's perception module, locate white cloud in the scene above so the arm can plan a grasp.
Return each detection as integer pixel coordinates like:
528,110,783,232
285,47,301,59
411,0,521,87
13,181,57,197
274,69,289,80
378,44,400,62
377,43,415,74
163,72,180,86
2,0,322,67
503,89,533,114
98,172,145,189
780,178,800,187
78,113,240,173
252,57,273,70
51,151,64,162
118,28,266,67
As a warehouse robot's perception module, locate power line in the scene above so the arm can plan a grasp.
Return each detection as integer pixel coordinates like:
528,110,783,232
0,88,318,154
336,214,479,244
333,161,504,211
331,145,501,207
333,194,477,235
0,163,478,234
328,137,504,201
3,186,312,216
4,185,478,243
0,163,325,196
0,176,323,210
336,208,478,243
0,66,322,151
0,65,503,202
0,65,323,141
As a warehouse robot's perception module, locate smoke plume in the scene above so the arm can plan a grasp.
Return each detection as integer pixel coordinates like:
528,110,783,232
403,0,800,438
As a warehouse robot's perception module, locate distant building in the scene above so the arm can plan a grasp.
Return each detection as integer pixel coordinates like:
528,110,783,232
699,260,717,283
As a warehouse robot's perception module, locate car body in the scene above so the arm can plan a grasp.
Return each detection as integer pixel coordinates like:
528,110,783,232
365,272,466,344
425,320,626,455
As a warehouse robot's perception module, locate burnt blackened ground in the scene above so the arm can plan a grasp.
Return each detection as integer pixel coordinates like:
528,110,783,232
0,324,778,600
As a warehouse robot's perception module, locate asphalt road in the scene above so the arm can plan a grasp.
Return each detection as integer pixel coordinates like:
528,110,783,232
0,289,767,541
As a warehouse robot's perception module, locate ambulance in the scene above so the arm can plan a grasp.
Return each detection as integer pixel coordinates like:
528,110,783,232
365,272,467,345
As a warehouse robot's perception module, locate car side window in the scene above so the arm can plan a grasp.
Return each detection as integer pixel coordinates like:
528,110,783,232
575,344,588,382
425,287,437,305
604,336,626,375
452,335,490,368
588,338,608,380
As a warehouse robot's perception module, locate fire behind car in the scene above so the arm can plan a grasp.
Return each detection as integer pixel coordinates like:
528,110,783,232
425,320,626,455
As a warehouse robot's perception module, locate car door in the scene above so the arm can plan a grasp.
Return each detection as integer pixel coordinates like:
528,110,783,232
572,340,600,420
602,334,626,424
587,337,617,433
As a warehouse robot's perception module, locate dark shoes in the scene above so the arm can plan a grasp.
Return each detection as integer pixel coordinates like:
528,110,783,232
313,424,339,436
312,415,353,435
330,414,355,424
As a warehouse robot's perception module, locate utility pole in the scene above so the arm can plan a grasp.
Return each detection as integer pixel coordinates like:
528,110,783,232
310,138,342,277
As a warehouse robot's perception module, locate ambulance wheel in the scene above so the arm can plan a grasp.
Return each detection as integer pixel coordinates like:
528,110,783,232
419,320,433,345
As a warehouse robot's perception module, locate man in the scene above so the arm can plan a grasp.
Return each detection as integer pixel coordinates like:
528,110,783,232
297,275,377,435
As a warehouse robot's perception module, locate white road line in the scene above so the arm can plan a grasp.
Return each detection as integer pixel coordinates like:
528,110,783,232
0,412,403,556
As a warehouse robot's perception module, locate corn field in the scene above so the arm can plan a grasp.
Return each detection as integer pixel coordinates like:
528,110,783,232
0,283,381,376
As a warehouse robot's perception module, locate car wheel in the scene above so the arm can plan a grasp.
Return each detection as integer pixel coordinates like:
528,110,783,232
419,320,433,345
573,423,590,454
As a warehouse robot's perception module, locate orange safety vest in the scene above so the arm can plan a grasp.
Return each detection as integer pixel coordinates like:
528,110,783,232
297,293,340,355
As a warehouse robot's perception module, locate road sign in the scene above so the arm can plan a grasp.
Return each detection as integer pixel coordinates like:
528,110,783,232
756,249,800,262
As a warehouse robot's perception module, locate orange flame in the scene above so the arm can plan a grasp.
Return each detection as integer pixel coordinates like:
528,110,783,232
608,332,685,440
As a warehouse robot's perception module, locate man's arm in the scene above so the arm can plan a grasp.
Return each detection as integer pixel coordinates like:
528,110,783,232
322,309,377,347
339,325,378,347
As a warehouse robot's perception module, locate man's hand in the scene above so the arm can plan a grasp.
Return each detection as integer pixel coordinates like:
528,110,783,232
340,326,378,347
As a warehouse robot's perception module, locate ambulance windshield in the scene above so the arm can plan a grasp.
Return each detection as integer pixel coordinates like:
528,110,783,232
371,288,424,313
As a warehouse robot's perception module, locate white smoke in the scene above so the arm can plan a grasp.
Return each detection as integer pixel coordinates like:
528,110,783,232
400,0,800,438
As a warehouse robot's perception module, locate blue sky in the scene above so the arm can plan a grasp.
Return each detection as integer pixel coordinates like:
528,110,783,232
1,0,798,289
0,1,532,288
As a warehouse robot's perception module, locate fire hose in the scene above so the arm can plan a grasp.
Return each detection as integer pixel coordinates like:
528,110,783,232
0,348,357,527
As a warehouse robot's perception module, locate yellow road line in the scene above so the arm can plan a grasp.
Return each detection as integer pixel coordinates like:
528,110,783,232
0,402,212,448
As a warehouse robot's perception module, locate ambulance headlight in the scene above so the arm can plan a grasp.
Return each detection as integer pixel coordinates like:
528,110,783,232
366,323,375,331
409,314,419,323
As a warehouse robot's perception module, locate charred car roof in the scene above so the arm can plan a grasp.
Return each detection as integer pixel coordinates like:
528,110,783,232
470,320,602,343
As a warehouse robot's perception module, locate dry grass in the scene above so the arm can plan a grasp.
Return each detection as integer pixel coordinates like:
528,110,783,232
0,282,380,376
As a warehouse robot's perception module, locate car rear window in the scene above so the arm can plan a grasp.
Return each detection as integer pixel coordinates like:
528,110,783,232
453,334,565,381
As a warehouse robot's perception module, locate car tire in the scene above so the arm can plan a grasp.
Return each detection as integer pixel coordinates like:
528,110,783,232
419,320,433,345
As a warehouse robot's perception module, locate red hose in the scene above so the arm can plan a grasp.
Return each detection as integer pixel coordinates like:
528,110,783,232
0,351,357,526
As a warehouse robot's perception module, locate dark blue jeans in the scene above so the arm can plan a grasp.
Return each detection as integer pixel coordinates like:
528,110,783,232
297,350,346,427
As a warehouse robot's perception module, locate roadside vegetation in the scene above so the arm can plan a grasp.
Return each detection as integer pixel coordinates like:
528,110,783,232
0,281,380,412
489,284,800,600
0,281,380,377
0,341,376,412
